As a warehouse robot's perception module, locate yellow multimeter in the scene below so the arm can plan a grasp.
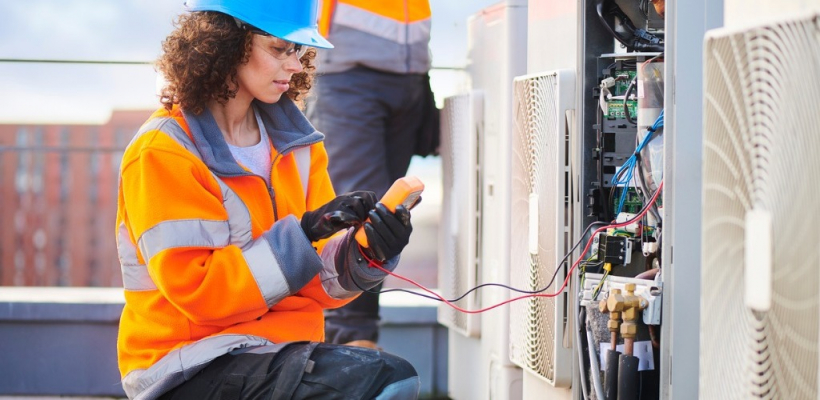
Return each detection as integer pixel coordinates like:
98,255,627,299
355,176,425,248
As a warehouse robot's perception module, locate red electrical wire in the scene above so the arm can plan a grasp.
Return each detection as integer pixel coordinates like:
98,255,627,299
368,180,664,314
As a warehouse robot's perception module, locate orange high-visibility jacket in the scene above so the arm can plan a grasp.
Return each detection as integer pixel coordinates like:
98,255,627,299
317,0,432,74
115,97,392,399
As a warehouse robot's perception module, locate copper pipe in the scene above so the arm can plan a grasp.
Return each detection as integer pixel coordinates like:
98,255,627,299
624,337,634,356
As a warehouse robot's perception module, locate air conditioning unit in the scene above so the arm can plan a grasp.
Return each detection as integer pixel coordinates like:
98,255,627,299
441,3,528,399
508,69,575,388
438,91,484,338
700,13,820,400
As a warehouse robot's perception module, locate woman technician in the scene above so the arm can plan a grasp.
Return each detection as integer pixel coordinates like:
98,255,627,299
115,1,417,399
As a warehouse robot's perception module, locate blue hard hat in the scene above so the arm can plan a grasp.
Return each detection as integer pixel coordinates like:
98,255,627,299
184,0,333,49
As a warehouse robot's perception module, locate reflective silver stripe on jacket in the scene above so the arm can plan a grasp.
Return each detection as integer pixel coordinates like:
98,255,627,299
118,222,156,291
122,334,280,400
214,177,253,249
335,3,431,44
240,238,290,307
138,219,230,262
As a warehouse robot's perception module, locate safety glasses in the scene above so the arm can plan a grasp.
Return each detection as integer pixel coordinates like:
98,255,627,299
234,18,307,60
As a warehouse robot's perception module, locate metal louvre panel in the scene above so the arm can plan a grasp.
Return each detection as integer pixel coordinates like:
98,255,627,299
437,92,482,337
700,14,820,400
508,70,572,386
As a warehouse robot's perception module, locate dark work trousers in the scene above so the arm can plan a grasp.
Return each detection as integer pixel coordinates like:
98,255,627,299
158,342,419,400
307,67,428,344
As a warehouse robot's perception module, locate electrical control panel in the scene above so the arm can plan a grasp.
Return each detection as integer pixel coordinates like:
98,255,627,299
575,1,665,399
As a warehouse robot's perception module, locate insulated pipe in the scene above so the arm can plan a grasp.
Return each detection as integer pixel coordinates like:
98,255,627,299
617,354,640,400
635,267,660,280
586,328,606,400
576,309,591,400
605,349,620,400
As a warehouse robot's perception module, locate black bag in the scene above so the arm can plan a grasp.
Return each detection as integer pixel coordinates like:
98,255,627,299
413,74,440,157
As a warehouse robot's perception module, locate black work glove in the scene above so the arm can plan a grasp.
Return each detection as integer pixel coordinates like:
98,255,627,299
362,203,413,262
301,191,377,242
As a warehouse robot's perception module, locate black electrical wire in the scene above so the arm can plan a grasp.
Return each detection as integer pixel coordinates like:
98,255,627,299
623,77,637,125
354,220,609,302
605,60,638,72
346,255,537,302
639,0,650,17
594,0,664,52
594,0,634,47
357,183,665,306
620,59,637,70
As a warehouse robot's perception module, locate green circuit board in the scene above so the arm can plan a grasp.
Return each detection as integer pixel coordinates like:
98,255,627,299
605,70,638,120
612,187,643,214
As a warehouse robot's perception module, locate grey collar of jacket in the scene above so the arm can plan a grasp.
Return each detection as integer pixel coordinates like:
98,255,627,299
182,95,325,178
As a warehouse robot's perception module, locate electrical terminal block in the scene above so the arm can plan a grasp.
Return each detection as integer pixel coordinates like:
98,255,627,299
598,234,633,266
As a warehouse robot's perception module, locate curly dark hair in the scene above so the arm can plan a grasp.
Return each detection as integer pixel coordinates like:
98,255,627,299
156,11,317,114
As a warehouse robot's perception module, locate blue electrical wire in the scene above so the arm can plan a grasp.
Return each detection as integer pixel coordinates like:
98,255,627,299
612,110,664,214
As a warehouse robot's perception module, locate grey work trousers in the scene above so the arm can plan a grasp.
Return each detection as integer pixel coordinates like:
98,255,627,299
308,67,428,344
157,342,419,400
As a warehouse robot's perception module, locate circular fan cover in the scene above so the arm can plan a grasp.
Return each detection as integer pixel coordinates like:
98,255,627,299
700,15,820,399
509,72,564,384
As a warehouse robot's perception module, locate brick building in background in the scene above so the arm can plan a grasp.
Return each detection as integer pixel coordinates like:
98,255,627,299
0,110,152,287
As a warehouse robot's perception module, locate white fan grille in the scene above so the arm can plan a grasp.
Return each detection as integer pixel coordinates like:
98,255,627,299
437,93,482,337
508,71,569,385
700,14,820,400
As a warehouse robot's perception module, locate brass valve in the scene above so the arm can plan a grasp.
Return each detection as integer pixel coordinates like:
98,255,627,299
599,288,625,350
620,283,649,355
607,288,625,313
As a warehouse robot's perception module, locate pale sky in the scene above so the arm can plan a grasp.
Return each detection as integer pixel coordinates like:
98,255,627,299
0,0,498,124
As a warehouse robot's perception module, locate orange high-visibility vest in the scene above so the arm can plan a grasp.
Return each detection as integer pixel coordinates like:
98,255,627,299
116,97,363,399
317,0,432,74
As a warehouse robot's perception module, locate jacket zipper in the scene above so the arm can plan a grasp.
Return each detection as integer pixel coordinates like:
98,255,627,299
223,143,314,223
268,152,282,221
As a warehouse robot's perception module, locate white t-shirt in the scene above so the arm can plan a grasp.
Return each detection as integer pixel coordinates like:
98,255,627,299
227,107,273,186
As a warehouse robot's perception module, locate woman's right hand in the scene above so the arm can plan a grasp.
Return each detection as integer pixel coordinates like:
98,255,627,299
300,191,377,242
362,203,413,262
